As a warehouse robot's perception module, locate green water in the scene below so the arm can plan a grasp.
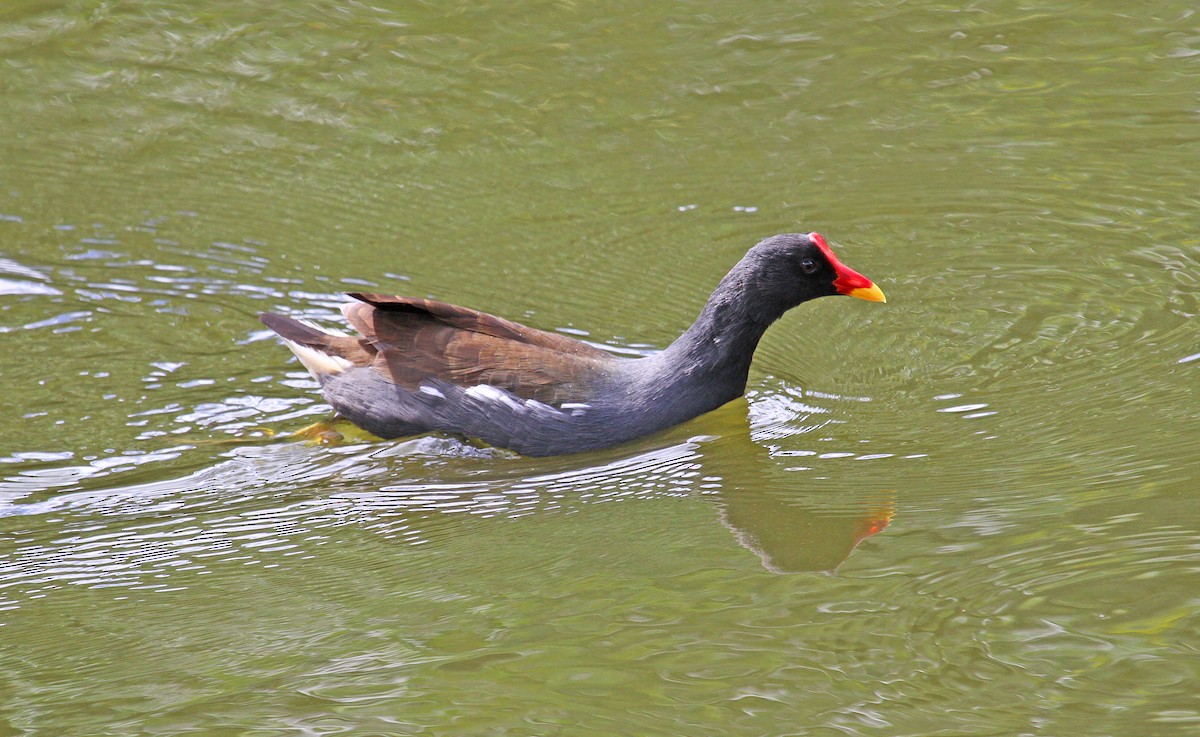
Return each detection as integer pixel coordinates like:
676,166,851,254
2,1,1198,734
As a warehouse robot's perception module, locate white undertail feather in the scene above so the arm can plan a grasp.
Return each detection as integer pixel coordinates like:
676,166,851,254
281,319,353,378
300,316,350,337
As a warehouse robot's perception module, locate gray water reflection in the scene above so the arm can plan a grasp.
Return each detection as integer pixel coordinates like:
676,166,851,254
1,412,899,614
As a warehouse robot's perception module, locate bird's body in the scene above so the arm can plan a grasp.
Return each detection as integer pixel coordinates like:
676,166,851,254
260,233,885,456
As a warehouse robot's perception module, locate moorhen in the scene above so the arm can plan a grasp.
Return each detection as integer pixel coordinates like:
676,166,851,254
260,232,885,456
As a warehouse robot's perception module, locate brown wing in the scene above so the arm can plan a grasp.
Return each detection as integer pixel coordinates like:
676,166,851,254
341,293,617,405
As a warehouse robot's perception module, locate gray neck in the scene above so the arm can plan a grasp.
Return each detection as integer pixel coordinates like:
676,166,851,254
633,267,785,417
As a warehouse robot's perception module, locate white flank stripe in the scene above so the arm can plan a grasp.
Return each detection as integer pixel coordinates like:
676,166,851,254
524,399,557,414
464,384,522,409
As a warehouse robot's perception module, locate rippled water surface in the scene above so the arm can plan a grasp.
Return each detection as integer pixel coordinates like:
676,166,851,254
2,1,1198,734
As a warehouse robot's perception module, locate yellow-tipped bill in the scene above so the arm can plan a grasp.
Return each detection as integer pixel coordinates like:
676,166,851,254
845,282,887,303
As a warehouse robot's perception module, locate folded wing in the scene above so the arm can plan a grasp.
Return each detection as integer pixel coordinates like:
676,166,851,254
265,293,617,406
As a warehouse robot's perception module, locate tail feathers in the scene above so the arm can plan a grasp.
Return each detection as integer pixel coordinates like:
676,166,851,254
260,312,361,378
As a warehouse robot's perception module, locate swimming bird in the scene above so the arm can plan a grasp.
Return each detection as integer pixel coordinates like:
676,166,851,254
260,232,885,456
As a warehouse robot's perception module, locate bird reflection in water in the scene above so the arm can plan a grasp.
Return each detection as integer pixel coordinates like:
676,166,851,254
689,398,894,573
279,396,894,574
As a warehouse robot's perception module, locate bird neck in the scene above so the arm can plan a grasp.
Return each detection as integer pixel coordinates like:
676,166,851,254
652,269,784,395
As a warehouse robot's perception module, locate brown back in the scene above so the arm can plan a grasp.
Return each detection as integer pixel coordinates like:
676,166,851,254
340,293,616,405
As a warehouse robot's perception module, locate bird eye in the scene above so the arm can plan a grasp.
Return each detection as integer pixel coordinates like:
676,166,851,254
799,258,818,275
